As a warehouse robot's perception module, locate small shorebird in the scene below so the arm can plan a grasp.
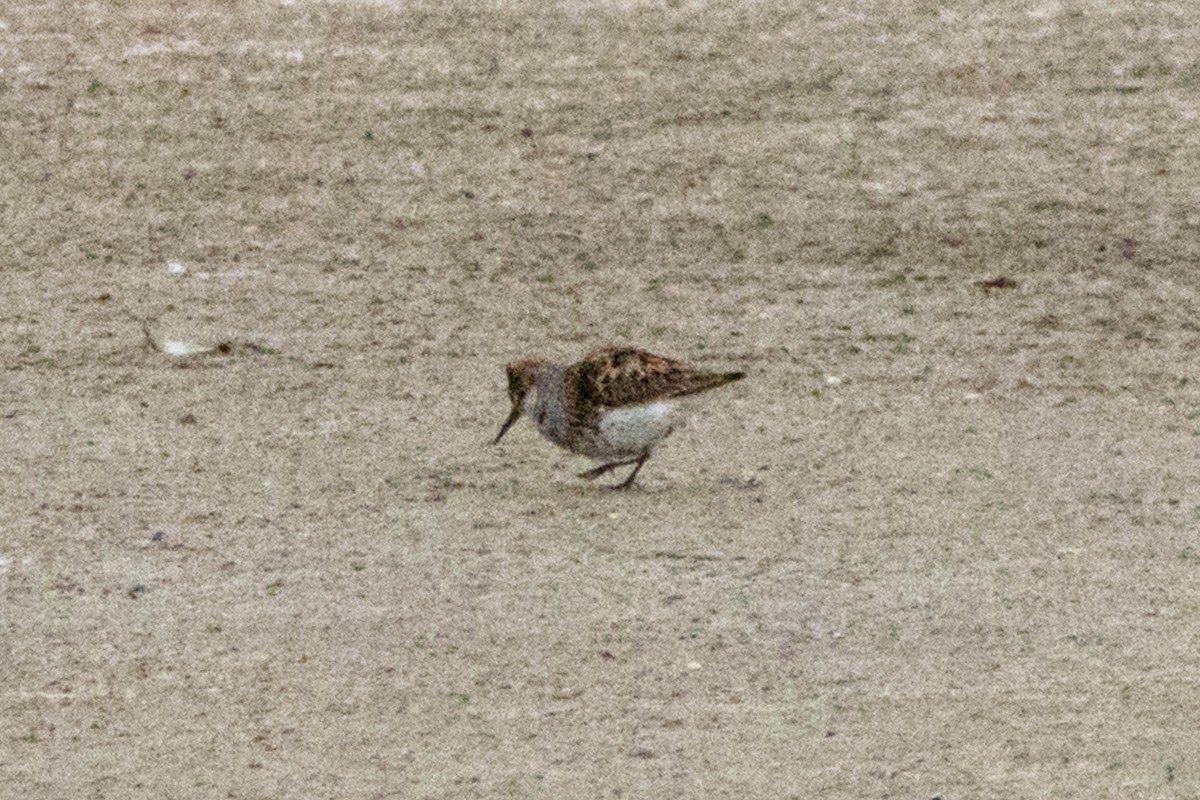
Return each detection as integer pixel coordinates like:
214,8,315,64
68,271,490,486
493,346,745,489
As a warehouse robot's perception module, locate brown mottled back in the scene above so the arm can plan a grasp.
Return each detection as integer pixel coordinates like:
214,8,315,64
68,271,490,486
568,346,744,412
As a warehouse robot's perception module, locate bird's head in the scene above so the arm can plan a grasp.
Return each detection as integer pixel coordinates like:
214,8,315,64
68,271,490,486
494,358,541,444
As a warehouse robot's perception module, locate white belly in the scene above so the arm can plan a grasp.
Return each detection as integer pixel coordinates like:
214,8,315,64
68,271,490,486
597,401,677,456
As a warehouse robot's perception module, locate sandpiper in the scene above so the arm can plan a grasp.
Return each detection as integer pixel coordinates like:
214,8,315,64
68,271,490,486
493,346,745,489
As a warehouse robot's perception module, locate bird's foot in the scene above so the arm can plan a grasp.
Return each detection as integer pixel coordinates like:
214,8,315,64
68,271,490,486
578,459,639,480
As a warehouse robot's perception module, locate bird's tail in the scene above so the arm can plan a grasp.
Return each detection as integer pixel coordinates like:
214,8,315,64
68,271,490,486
675,370,745,398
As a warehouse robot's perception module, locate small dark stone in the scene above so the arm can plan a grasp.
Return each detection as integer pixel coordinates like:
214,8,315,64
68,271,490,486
152,531,165,542
978,276,1018,291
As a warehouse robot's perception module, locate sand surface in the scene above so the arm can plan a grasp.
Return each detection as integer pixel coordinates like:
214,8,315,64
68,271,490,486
3,1,1200,797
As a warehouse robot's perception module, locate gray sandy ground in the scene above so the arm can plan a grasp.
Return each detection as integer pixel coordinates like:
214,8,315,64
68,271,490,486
3,0,1200,797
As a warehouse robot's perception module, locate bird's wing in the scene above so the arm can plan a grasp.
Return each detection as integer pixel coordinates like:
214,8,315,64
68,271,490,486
570,346,743,410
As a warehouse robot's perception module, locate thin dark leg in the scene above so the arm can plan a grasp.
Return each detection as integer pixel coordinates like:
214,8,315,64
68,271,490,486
577,458,641,480
612,452,650,490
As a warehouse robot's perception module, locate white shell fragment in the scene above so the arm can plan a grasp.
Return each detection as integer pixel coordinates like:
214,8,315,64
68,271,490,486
161,340,214,356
